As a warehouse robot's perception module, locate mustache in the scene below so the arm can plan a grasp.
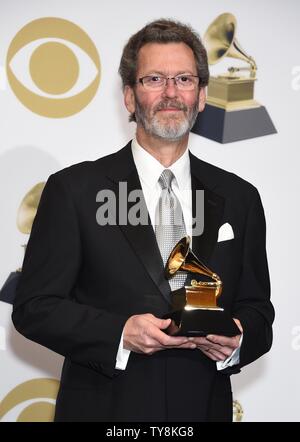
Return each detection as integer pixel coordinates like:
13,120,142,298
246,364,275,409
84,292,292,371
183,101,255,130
154,100,188,113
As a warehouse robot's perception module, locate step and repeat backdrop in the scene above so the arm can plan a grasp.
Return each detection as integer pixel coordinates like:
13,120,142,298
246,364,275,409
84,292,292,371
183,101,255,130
0,0,299,422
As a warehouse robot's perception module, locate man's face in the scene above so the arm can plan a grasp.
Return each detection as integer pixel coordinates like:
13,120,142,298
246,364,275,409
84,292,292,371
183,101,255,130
124,42,206,141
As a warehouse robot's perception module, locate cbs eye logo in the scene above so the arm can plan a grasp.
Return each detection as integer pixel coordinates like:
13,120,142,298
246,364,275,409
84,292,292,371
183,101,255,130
6,17,101,118
0,378,59,422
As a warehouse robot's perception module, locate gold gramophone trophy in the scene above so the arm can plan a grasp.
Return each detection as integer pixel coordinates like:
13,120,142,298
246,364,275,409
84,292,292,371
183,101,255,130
165,236,241,337
192,12,276,143
0,182,45,304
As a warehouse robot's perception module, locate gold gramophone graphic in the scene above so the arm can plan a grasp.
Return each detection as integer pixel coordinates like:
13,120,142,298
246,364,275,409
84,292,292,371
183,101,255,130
192,12,276,143
16,182,45,267
233,399,244,422
165,236,240,337
0,182,45,304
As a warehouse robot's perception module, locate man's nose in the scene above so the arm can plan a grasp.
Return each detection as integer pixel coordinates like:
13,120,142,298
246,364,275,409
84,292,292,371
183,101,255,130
162,78,178,98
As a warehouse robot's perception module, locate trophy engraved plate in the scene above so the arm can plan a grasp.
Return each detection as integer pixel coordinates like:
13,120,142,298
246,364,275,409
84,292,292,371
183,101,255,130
164,236,241,337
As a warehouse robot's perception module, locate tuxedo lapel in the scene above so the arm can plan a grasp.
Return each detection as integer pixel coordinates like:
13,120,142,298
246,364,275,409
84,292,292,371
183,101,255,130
190,153,225,264
105,142,171,305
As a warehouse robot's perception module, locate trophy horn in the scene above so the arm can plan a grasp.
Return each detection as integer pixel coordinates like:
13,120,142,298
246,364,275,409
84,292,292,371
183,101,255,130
165,236,222,294
203,12,257,77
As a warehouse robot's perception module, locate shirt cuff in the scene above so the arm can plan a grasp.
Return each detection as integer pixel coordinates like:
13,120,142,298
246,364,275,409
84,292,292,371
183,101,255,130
216,333,243,371
115,330,131,370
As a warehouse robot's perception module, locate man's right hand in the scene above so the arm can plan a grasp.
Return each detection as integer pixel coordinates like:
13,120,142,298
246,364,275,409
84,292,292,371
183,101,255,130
123,313,196,355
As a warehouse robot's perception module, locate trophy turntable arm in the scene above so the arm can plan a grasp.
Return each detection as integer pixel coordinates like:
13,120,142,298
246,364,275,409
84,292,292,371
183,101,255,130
228,61,257,79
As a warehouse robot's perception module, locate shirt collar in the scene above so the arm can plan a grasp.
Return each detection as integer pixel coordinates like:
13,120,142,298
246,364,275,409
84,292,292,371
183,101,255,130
131,137,191,190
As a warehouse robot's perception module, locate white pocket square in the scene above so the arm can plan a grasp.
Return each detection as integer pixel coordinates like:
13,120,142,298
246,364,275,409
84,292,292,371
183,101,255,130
217,222,234,242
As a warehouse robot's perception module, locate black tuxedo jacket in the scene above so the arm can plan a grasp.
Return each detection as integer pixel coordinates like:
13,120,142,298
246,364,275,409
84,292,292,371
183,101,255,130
12,141,274,422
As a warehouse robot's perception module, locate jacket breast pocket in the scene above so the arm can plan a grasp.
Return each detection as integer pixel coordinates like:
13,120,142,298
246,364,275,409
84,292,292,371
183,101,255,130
210,237,243,277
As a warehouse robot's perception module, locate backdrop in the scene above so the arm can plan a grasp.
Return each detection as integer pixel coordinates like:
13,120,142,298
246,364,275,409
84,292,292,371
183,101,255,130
0,0,299,422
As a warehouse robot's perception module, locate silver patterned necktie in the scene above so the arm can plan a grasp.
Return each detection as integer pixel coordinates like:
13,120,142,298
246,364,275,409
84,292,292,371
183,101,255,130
155,169,187,290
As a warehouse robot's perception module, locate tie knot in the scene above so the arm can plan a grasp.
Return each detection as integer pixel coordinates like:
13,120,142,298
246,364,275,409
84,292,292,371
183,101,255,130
158,169,174,190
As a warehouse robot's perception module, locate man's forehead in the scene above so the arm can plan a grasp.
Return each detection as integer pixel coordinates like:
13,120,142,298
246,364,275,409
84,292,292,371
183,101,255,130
137,42,197,73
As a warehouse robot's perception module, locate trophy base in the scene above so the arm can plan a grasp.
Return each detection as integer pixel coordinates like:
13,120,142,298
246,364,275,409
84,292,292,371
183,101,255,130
192,103,277,143
164,308,241,337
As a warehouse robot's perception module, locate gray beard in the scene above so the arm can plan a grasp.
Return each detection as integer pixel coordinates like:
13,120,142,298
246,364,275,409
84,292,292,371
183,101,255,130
134,98,199,142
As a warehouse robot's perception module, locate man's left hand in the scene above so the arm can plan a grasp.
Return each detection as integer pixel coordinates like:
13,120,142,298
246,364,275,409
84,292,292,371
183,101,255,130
188,318,243,362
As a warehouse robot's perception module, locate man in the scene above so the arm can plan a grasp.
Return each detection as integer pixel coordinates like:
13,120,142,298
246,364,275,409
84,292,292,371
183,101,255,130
12,19,274,422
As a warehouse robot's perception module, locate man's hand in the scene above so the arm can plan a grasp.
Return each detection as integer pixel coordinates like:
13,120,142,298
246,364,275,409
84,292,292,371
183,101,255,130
123,313,197,355
188,318,243,362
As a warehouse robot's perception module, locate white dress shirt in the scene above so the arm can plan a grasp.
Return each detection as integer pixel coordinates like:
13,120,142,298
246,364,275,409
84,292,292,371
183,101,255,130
115,138,241,371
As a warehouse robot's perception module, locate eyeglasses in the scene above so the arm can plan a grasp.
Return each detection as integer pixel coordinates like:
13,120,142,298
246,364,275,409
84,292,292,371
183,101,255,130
138,74,200,91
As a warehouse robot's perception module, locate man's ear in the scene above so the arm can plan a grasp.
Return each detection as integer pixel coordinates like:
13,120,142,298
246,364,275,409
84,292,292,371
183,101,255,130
198,87,206,113
124,85,136,114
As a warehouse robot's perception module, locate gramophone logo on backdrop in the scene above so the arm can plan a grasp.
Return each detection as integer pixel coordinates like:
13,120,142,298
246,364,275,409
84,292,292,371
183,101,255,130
192,12,277,143
0,378,59,422
6,17,101,117
0,183,45,305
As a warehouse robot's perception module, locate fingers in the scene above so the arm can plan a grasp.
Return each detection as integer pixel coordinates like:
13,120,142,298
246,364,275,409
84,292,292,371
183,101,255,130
175,341,197,350
189,335,238,360
147,340,197,352
206,334,240,349
200,347,219,361
123,314,195,355
199,348,218,362
144,315,194,347
145,314,172,330
197,343,230,361
150,326,192,348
